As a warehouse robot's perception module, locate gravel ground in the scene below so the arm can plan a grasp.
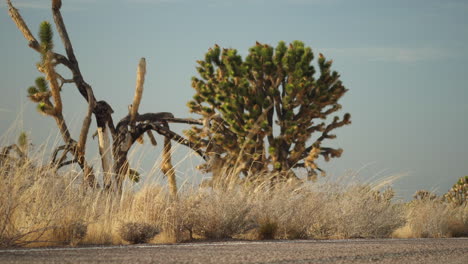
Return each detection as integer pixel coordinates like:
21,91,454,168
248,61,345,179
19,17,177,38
0,238,467,264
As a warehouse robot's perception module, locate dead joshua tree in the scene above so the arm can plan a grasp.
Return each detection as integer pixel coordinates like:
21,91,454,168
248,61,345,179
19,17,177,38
6,0,205,196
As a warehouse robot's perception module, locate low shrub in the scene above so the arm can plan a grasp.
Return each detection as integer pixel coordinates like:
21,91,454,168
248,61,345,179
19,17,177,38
118,222,159,244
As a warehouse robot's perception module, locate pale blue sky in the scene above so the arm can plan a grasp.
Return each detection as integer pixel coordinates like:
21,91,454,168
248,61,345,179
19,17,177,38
1,0,467,198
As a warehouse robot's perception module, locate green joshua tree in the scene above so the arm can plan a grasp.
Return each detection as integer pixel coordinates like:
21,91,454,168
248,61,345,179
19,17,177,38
24,20,97,186
186,41,351,183
444,176,468,206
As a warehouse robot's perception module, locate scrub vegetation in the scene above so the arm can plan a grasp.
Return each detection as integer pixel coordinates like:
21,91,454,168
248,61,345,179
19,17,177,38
0,143,466,247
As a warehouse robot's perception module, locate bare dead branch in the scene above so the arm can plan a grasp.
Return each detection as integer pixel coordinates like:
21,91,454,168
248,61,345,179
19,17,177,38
51,144,73,167
147,130,157,146
77,86,96,154
58,159,78,170
129,58,146,130
52,0,62,10
51,1,94,102
6,0,40,52
136,123,207,160
51,145,67,164
163,117,203,125
55,72,74,89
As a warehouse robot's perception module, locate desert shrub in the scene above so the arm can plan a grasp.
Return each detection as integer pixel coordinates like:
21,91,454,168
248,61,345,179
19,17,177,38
246,182,313,239
248,181,404,240
449,205,468,237
183,188,254,239
397,196,468,238
118,222,159,244
405,199,451,238
330,186,404,238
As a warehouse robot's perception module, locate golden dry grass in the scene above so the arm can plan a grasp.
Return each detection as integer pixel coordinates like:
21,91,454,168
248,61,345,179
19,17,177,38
0,145,466,248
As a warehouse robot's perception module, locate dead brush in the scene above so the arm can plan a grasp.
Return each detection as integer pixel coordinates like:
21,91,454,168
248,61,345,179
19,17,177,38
325,185,404,238
395,194,468,238
183,188,255,239
118,222,159,244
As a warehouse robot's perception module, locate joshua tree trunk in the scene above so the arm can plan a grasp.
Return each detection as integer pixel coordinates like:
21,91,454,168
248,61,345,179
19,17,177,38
161,124,177,198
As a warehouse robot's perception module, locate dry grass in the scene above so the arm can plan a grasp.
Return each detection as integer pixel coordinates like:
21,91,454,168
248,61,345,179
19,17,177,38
393,198,468,238
1,147,467,248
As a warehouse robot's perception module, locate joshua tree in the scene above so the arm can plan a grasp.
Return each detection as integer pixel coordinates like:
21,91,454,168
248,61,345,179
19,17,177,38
6,0,204,195
444,176,468,206
186,41,351,183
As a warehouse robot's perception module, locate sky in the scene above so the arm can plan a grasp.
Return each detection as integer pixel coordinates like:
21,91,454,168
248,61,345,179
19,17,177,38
1,0,467,199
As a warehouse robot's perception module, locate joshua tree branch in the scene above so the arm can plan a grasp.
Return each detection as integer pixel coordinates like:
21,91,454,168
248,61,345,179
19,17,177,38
163,117,203,125
129,58,146,131
55,72,74,89
134,123,207,160
146,130,157,146
160,122,177,198
77,87,95,154
316,114,351,143
51,143,74,167
6,0,40,52
58,159,78,170
51,145,67,164
6,1,71,69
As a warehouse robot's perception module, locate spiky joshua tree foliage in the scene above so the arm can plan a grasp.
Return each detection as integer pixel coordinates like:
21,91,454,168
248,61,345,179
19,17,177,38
186,41,351,183
444,176,468,206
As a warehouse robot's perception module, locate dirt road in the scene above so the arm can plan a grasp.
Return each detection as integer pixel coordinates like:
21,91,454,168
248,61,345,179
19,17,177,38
1,238,467,264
